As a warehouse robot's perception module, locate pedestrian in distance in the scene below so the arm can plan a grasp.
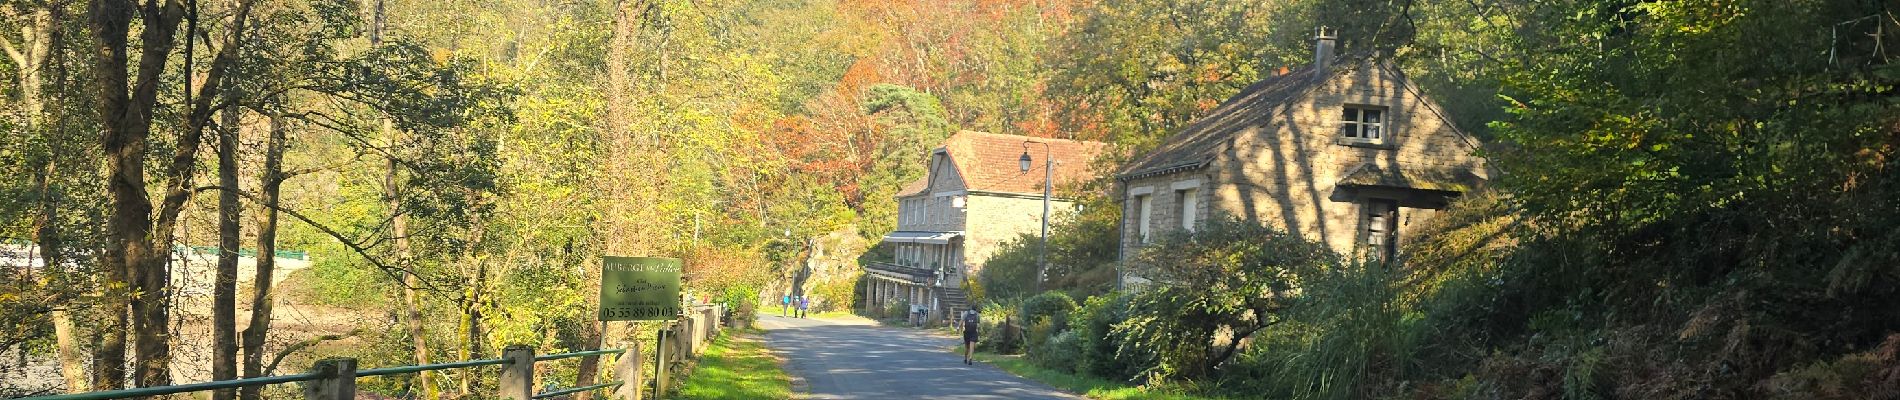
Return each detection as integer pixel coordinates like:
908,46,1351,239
798,296,811,318
782,294,790,317
961,310,980,365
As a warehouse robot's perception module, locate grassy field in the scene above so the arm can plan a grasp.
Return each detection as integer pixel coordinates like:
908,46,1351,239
677,330,793,400
971,353,1227,400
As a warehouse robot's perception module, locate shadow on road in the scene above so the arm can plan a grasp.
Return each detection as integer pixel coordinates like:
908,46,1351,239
757,315,1078,400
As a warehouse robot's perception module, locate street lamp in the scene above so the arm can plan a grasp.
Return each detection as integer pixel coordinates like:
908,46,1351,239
1020,141,1051,294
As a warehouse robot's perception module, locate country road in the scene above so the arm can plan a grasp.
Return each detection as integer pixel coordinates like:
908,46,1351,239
756,314,1081,400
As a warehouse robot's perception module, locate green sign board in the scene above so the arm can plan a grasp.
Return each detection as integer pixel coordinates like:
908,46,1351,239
599,256,682,321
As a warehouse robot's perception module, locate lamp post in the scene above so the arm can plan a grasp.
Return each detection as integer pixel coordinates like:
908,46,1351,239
1020,141,1051,294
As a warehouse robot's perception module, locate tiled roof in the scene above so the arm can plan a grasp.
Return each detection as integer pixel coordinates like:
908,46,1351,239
1118,64,1334,179
899,131,1108,197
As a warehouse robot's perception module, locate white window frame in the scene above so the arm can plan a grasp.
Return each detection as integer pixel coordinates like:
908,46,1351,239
1177,188,1199,232
1340,105,1389,144
1135,194,1153,243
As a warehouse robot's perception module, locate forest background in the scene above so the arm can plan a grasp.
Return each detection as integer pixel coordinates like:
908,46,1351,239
3,0,1898,399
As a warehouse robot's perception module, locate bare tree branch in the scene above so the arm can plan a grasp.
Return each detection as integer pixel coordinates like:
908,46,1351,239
260,329,364,376
197,185,451,295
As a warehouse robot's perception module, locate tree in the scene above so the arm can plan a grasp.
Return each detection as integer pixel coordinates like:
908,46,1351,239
1121,217,1340,379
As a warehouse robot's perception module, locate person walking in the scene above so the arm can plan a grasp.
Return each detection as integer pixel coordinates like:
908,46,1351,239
961,310,980,365
798,295,811,318
781,294,791,317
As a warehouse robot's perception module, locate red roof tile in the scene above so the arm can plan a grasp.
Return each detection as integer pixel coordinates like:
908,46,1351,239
899,131,1107,197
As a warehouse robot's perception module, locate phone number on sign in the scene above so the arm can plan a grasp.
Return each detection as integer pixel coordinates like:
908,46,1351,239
601,306,681,319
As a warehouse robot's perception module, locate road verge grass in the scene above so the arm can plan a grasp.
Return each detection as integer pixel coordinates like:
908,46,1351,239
677,330,792,400
971,352,1227,400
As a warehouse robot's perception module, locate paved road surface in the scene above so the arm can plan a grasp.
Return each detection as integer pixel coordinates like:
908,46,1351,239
757,314,1081,399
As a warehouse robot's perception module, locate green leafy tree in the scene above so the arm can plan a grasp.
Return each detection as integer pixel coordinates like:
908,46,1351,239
1121,217,1341,380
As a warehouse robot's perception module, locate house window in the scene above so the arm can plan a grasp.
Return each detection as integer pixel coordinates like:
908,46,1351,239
1135,195,1153,243
1177,188,1199,232
1341,106,1387,143
1364,199,1398,262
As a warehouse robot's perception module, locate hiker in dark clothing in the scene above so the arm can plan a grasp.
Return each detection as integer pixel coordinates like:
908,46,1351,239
961,310,980,365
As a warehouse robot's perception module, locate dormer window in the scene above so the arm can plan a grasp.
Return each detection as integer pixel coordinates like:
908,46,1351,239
1340,106,1387,144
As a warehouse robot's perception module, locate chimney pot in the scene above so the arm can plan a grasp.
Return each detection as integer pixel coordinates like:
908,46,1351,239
1314,27,1336,70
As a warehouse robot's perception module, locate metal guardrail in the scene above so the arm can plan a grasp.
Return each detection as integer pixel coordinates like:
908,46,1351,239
355,358,514,377
14,349,621,400
532,381,623,399
16,373,327,400
534,348,625,362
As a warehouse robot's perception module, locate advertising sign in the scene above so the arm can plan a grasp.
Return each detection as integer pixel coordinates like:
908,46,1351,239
599,256,682,321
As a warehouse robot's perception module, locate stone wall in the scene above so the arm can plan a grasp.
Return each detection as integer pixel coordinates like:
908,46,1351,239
1119,171,1218,258
1120,59,1489,262
963,193,1076,283
896,152,970,233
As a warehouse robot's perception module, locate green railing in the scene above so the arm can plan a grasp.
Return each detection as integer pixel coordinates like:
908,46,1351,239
16,373,326,400
16,347,633,400
533,381,623,400
19,304,730,400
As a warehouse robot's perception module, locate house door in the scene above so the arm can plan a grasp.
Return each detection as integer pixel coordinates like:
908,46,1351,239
1365,199,1399,263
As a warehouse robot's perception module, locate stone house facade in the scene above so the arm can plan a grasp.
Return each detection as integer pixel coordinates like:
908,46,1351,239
864,131,1106,319
1118,34,1490,279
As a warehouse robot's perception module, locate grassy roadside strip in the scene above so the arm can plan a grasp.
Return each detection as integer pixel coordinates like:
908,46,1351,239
676,329,793,399
971,352,1227,400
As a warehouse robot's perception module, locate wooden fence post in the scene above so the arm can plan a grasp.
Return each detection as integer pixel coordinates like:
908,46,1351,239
690,311,708,355
676,317,696,358
610,342,643,400
499,345,536,400
304,358,357,400
654,327,671,399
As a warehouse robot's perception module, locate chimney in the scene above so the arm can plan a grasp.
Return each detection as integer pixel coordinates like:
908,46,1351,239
1314,26,1336,69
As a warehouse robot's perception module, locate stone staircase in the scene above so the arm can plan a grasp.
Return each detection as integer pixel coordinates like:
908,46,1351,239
942,287,971,317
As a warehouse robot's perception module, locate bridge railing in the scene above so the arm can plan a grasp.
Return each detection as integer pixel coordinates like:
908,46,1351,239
18,346,643,400
17,303,730,400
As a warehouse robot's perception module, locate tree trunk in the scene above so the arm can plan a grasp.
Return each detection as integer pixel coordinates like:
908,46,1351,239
573,320,605,400
239,111,287,400
458,207,487,396
36,160,87,393
579,3,648,397
88,0,183,389
363,1,435,396
212,100,242,400
8,4,83,390
89,0,255,388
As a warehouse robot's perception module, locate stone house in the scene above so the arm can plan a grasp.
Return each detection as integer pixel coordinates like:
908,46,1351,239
864,130,1106,320
1118,32,1490,278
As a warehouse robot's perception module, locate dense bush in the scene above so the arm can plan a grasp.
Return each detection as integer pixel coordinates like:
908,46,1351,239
809,277,857,312
1020,290,1077,331
976,196,1123,302
976,301,1023,354
1071,292,1156,381
882,299,909,320
1024,318,1059,364
1032,330,1084,373
1120,217,1342,380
